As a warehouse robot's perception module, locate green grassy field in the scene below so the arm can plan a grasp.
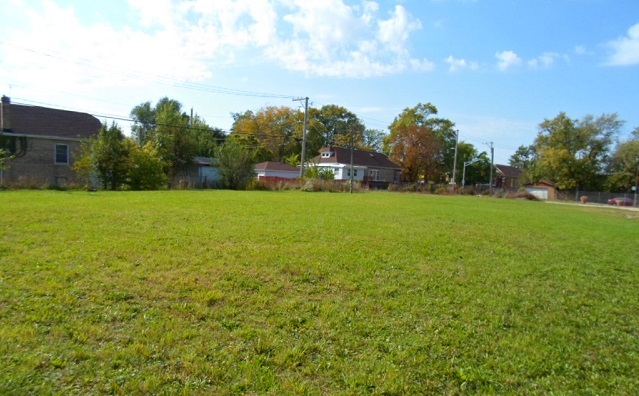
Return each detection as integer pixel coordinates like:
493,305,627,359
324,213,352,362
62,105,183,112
1,190,638,395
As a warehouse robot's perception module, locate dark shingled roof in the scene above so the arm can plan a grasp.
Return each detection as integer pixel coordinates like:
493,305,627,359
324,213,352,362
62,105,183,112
494,164,523,179
3,100,101,139
312,146,401,169
254,161,299,172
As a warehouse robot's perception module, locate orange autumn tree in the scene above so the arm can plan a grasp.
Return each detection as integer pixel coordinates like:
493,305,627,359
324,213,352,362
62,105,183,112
385,103,451,182
389,124,442,182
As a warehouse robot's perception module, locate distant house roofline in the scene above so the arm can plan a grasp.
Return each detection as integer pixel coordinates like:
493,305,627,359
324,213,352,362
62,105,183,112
312,146,401,169
1,96,101,139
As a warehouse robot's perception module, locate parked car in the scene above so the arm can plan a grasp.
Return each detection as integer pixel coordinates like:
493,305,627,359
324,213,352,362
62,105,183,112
607,197,634,206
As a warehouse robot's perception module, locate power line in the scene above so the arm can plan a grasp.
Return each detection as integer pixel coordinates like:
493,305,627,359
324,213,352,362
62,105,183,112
2,41,297,100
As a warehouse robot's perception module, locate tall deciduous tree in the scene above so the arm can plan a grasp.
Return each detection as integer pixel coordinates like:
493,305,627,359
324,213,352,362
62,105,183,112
130,101,155,145
92,123,130,190
74,122,130,190
509,144,537,184
389,124,442,182
74,123,166,190
606,129,639,191
313,105,366,149
231,106,301,161
385,103,456,182
362,128,386,152
509,145,536,170
533,112,622,190
215,138,256,190
454,142,490,185
126,141,167,190
131,97,220,185
152,101,196,181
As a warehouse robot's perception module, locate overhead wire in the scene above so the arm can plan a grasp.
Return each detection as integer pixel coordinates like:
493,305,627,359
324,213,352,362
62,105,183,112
6,42,513,154
1,41,297,100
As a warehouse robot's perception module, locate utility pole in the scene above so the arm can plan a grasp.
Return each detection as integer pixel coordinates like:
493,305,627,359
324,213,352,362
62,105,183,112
350,129,354,194
451,130,459,185
293,97,309,178
486,141,494,194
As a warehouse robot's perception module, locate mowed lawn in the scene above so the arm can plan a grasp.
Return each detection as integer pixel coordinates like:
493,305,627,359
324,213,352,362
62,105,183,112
1,190,638,395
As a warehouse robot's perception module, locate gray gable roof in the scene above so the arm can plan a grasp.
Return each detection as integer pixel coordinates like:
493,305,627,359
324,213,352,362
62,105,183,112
255,161,299,172
494,164,523,179
312,146,401,170
2,98,101,139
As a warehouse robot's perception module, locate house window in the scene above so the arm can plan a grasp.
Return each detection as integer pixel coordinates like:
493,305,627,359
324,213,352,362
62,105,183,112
55,144,69,164
369,169,380,181
347,169,358,177
321,151,332,158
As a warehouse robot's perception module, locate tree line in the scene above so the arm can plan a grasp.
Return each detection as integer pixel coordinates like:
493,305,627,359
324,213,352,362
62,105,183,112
75,96,638,192
75,97,492,190
510,113,639,192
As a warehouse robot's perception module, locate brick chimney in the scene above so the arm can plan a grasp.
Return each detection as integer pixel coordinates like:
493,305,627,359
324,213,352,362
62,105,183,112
1,95,11,132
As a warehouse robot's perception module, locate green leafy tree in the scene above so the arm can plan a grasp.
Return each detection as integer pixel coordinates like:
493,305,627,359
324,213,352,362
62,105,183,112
606,129,639,191
533,112,622,190
130,101,156,145
152,101,196,182
131,98,219,185
231,106,301,162
126,140,167,190
509,144,537,184
191,122,225,158
304,164,334,180
464,152,491,186
73,122,130,190
362,128,387,152
509,145,536,170
215,138,256,190
283,153,300,166
93,123,130,190
313,105,366,149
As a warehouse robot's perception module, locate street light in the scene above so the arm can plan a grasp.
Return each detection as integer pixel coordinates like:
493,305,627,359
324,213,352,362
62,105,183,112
461,158,480,188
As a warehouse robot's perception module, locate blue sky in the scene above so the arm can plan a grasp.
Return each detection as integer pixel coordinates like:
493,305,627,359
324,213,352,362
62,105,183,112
1,0,638,164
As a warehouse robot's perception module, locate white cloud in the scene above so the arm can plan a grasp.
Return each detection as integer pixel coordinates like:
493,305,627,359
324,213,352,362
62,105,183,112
495,50,522,71
528,52,559,69
0,0,433,88
574,45,588,55
606,23,639,66
446,56,478,72
377,5,422,53
270,2,429,77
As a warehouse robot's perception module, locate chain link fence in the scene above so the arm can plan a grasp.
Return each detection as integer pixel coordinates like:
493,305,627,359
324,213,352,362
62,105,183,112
558,190,638,206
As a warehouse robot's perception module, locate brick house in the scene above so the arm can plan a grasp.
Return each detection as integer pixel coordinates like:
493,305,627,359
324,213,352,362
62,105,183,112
494,164,523,190
1,96,101,186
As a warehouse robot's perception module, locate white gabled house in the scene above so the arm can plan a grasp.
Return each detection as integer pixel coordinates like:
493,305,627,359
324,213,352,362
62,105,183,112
309,146,401,184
